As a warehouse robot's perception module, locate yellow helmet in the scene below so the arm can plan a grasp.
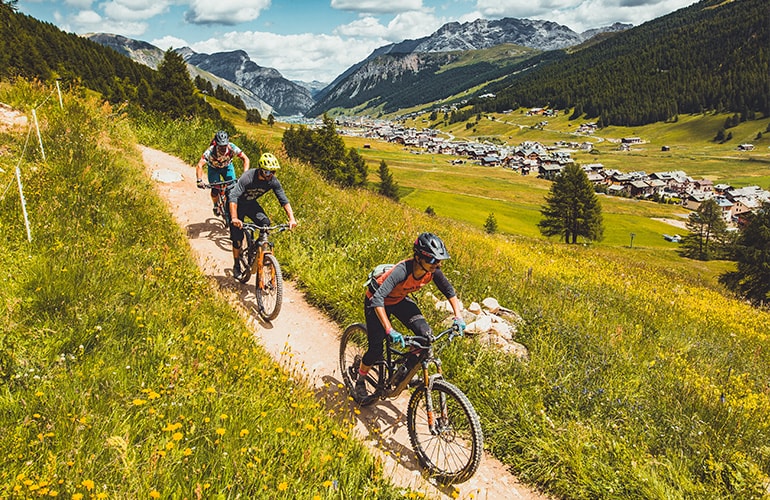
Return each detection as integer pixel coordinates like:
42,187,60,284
258,152,281,171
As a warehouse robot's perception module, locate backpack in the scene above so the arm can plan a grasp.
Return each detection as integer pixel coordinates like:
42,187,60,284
364,263,395,288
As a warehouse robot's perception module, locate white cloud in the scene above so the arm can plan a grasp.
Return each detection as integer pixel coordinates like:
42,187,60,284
191,31,383,83
151,35,190,51
331,0,424,14
65,0,94,8
334,16,389,38
184,0,271,25
473,0,697,32
102,0,171,22
67,9,148,35
384,11,445,41
334,11,445,43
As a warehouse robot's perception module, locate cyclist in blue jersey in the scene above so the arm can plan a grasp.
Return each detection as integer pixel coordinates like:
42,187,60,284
195,130,250,216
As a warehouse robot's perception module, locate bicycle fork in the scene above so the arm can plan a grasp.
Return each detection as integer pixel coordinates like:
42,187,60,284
420,360,449,435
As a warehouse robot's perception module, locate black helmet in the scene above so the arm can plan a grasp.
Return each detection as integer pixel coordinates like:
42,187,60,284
413,232,450,262
214,130,229,146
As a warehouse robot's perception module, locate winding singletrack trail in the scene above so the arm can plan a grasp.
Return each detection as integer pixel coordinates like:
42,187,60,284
142,145,550,500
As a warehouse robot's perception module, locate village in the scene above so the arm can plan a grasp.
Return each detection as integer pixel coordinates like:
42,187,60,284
337,117,770,228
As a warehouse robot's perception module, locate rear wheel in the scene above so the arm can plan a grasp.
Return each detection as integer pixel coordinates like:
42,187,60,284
256,253,283,321
339,323,382,406
407,379,483,484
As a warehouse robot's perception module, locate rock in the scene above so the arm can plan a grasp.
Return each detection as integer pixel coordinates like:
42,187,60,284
481,297,500,314
468,302,482,314
465,315,493,334
490,322,514,341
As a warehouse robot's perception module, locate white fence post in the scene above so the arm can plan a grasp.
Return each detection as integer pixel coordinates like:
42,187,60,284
15,166,32,242
32,109,46,162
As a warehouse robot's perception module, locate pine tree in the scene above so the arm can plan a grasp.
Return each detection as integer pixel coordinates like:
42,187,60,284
719,202,770,306
538,164,604,244
680,198,727,260
378,160,399,200
484,213,498,234
151,49,201,119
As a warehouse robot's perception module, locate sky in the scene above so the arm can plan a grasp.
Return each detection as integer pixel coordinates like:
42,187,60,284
17,0,699,84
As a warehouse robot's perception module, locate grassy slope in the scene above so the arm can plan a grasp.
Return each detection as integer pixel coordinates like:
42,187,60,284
0,81,400,498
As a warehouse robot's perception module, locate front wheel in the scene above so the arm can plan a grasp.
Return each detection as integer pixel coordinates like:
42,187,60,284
407,379,483,484
256,253,283,321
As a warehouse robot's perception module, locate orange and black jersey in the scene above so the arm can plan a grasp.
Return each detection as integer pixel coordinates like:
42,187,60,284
366,259,456,308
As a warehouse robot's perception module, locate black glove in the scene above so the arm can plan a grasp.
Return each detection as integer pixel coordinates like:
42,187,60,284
196,178,205,189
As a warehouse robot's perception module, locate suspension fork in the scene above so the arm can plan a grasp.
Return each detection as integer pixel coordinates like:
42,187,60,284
421,357,444,433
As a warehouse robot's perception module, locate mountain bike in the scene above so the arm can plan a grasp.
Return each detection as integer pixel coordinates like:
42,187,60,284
235,223,288,321
339,323,483,484
199,180,235,228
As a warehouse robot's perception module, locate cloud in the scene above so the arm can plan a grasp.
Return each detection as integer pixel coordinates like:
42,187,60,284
191,31,384,83
473,0,697,32
67,9,149,36
184,0,271,25
330,0,425,14
335,11,446,43
102,0,171,22
151,35,190,51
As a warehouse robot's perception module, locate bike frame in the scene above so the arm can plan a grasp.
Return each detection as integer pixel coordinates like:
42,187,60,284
381,326,459,399
242,223,288,291
202,180,235,226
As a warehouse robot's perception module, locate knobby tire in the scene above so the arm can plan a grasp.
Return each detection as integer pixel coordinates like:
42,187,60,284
256,253,282,321
407,379,483,484
235,230,254,284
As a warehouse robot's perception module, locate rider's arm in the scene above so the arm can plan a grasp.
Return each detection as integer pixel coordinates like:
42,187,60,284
195,156,207,182
375,306,393,334
239,151,250,171
282,203,297,229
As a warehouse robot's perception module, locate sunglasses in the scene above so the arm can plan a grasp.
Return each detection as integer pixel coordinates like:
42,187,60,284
259,169,274,177
423,255,440,265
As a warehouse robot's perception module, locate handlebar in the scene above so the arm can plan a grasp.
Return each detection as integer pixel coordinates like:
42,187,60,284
241,223,290,233
199,180,235,189
401,324,462,350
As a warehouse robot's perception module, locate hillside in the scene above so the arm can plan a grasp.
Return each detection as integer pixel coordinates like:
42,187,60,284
473,0,769,126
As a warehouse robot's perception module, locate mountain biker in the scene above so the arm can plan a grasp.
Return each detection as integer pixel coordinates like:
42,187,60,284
227,152,297,281
355,232,465,400
195,130,250,216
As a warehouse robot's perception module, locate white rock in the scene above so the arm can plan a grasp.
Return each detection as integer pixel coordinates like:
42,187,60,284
468,302,482,314
481,297,500,314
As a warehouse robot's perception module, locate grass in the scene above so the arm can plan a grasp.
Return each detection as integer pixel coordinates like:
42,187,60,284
0,80,402,498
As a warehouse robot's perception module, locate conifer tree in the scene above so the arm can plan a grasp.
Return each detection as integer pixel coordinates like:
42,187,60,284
151,49,201,119
680,198,727,260
378,160,399,200
484,213,498,234
719,202,770,306
538,164,603,244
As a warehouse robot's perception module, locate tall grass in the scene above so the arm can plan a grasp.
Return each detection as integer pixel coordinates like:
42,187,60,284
0,80,401,498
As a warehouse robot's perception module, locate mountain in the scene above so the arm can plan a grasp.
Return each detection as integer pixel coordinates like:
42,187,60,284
183,50,314,116
84,34,273,117
307,18,628,117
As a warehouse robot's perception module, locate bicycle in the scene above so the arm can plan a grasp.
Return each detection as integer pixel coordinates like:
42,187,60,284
234,222,289,321
199,180,235,228
339,323,484,484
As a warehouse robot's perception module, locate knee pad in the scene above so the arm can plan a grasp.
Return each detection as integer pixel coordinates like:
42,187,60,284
232,239,242,249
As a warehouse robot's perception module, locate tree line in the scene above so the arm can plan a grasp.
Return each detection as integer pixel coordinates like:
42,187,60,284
470,0,769,127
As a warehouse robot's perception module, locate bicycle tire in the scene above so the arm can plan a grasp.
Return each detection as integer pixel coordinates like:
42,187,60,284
235,230,254,284
256,253,283,321
338,324,382,406
407,379,484,484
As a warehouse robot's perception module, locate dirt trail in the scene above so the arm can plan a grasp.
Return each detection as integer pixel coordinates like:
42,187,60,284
142,145,550,500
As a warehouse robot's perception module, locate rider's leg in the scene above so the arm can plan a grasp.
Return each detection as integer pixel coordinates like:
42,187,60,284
358,297,389,397
229,218,245,279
